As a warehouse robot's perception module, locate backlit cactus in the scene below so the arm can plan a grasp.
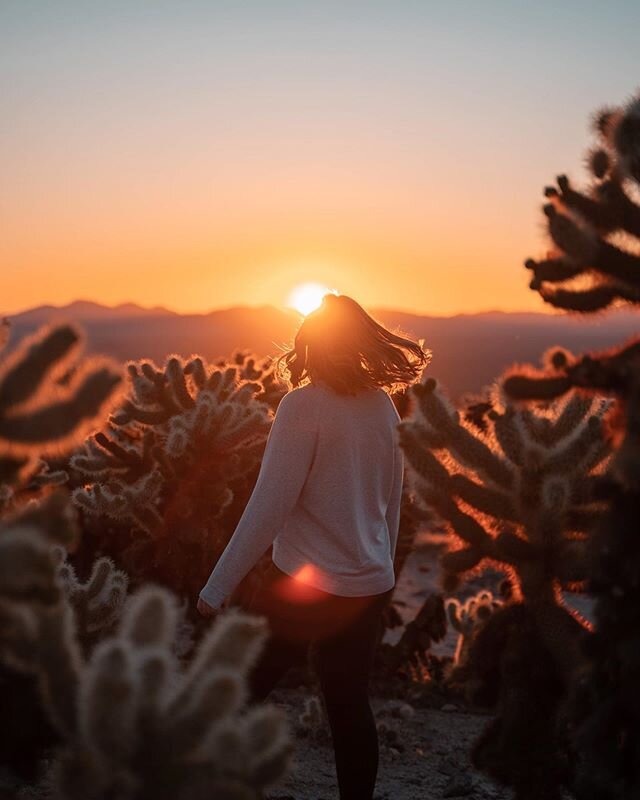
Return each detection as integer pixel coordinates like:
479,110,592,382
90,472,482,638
0,320,122,778
446,590,503,667
399,373,610,668
505,92,640,800
222,348,288,412
398,370,611,798
376,593,447,678
0,520,83,771
70,354,274,598
523,94,640,313
0,323,288,794
0,535,290,799
53,547,129,652
0,320,121,490
50,590,291,800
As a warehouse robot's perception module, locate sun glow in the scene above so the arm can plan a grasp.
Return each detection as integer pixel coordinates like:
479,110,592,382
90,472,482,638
287,282,336,316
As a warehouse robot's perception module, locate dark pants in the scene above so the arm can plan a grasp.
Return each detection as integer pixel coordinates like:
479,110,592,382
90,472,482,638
233,561,392,800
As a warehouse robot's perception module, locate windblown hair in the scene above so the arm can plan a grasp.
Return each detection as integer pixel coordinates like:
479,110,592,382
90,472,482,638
275,294,430,395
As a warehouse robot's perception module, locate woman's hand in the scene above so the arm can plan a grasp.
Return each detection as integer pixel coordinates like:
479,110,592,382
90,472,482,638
197,596,229,618
197,597,220,618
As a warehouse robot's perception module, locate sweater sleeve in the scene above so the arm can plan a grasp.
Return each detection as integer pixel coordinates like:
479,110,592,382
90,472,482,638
199,388,320,609
385,422,404,562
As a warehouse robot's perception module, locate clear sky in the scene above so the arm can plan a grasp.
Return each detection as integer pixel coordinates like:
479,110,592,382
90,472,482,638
2,1,638,316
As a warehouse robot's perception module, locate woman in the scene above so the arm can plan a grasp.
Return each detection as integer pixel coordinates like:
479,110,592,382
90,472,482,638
198,293,429,800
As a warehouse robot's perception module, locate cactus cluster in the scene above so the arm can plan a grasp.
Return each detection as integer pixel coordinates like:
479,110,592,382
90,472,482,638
1,535,290,799
70,353,277,598
0,319,122,777
0,322,289,796
504,92,640,800
376,593,447,679
50,592,290,800
399,374,610,662
219,349,288,412
398,371,612,797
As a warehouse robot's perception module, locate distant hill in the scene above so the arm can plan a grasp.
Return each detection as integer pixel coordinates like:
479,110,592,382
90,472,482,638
10,299,176,325
4,301,638,400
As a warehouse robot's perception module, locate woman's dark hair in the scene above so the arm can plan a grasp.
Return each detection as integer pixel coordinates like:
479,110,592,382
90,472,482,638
275,293,430,395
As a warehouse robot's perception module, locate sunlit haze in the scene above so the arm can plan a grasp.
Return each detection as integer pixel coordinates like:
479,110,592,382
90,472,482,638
287,283,336,316
2,2,638,317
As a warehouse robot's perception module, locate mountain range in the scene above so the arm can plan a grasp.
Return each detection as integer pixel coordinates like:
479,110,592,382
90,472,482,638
4,300,638,400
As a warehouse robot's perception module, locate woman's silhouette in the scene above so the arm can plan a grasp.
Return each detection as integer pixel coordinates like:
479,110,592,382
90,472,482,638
198,293,429,800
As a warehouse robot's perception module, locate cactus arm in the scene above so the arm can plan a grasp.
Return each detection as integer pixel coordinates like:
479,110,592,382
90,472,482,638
525,256,583,289
0,366,121,448
450,473,518,522
415,382,514,489
0,325,80,414
546,174,640,237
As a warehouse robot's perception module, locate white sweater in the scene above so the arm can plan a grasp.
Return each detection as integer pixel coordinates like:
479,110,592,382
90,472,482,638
199,381,404,609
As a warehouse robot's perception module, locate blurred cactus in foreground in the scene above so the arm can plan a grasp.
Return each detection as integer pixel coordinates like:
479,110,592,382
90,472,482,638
0,321,286,795
71,353,277,599
523,95,640,313
51,592,290,800
0,319,122,778
0,320,122,491
53,547,129,654
505,92,640,800
398,370,611,799
0,532,290,798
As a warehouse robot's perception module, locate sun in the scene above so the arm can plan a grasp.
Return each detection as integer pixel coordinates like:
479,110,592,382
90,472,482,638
287,282,336,316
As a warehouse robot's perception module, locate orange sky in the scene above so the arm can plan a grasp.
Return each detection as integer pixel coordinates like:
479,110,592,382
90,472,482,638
2,3,638,317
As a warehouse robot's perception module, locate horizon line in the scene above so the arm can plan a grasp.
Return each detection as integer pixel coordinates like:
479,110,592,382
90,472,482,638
2,296,559,321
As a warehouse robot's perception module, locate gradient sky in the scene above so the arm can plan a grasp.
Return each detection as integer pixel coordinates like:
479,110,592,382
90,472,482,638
2,1,638,316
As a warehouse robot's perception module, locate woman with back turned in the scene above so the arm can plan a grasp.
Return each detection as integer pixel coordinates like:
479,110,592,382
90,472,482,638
198,293,429,800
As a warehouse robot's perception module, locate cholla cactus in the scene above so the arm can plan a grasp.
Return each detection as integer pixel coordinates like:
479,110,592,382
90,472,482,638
523,94,640,313
0,321,121,779
376,593,447,678
0,521,82,776
398,372,611,799
53,547,129,652
70,354,273,598
0,529,290,799
399,373,610,672
446,590,503,667
223,349,288,412
47,589,291,800
504,93,640,800
0,321,121,490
